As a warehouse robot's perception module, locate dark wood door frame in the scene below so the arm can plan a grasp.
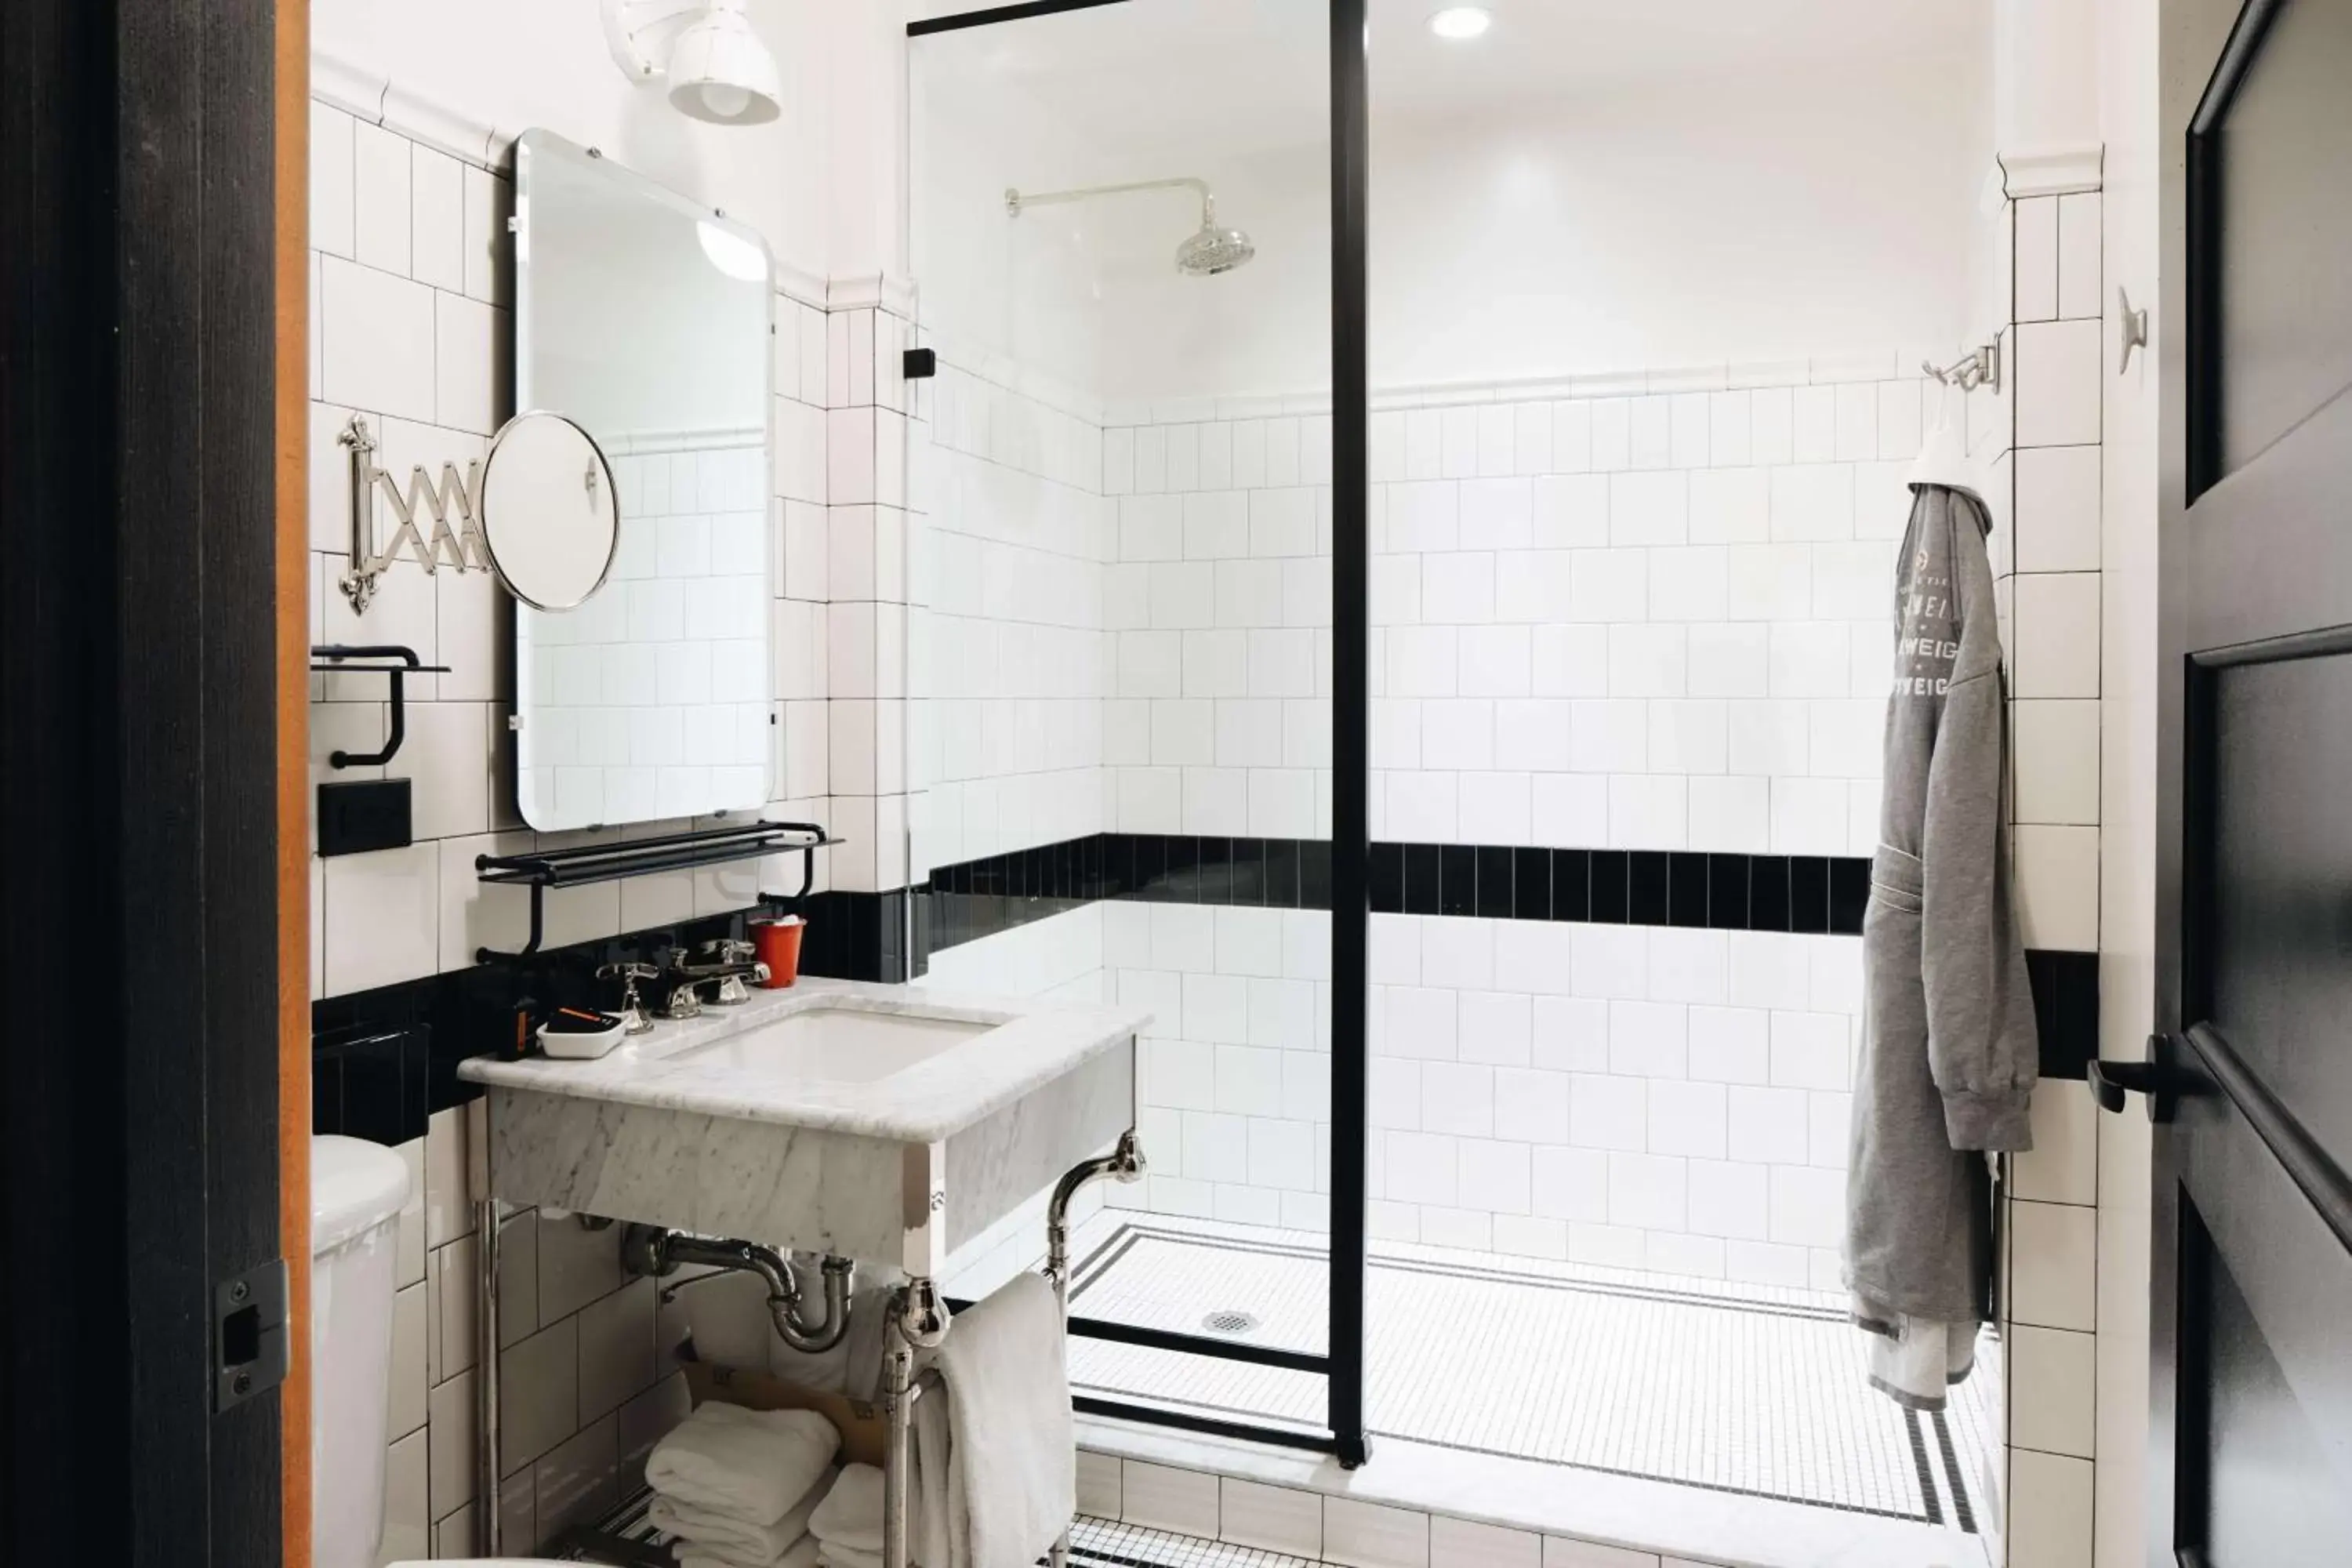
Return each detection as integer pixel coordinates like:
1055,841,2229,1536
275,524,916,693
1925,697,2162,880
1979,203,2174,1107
2,1,307,1563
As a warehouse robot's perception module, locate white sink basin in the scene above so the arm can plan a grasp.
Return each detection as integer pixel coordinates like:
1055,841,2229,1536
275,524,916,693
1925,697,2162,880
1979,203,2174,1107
681,1006,991,1083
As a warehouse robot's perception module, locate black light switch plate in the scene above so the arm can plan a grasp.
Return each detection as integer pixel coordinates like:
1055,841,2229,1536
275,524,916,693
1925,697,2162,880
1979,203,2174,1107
902,347,938,379
318,778,412,857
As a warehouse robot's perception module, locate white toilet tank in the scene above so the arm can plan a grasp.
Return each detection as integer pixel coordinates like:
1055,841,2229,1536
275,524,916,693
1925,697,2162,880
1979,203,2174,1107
311,1134,412,1568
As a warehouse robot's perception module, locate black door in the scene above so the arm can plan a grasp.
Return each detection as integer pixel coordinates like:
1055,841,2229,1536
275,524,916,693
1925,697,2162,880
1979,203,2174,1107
2139,0,2352,1563
2,0,295,1562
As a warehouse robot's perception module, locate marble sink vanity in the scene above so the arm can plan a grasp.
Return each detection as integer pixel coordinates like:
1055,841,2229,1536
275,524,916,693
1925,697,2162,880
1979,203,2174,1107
457,977,1150,1275
456,976,1152,1568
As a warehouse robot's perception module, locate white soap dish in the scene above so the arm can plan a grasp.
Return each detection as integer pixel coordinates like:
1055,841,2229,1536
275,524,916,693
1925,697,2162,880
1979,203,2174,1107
537,1009,628,1061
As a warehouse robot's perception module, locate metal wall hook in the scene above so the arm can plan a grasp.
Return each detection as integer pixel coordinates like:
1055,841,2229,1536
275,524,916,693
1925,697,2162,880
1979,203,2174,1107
2117,285,2149,374
1922,339,2001,395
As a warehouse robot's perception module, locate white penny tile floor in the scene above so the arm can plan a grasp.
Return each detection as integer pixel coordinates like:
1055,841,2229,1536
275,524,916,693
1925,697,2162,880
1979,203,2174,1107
1061,1212,1997,1534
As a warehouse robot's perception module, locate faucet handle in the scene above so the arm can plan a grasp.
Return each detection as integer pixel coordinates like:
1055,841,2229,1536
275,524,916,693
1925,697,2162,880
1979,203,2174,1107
596,961,661,1035
699,937,756,964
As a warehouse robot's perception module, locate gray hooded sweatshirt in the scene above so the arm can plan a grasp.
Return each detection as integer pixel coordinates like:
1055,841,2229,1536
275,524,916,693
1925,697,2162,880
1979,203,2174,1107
1845,482,2038,1402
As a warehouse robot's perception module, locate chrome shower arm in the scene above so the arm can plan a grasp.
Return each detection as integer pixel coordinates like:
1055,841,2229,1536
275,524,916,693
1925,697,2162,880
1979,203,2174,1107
1006,176,1217,222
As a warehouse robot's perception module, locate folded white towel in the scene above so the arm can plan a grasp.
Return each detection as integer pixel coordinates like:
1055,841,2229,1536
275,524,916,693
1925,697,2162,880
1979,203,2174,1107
911,1272,1076,1568
678,1531,822,1568
652,1471,829,1564
815,1547,884,1568
808,1465,885,1555
646,1402,841,1526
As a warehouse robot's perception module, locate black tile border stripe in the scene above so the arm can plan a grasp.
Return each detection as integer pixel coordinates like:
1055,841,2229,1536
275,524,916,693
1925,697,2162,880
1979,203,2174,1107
916,831,2099,1082
917,833,1872,948
309,834,2097,1149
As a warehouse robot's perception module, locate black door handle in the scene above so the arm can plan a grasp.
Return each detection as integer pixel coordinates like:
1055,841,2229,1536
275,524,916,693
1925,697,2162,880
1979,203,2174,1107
2087,1035,2183,1122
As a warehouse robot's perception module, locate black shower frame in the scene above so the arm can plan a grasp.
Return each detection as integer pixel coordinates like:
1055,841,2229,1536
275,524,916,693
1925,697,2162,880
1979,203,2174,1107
905,0,1374,1468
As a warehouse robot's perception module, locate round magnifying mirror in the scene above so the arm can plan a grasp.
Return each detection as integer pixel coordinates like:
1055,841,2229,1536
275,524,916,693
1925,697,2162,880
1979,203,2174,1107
476,410,620,611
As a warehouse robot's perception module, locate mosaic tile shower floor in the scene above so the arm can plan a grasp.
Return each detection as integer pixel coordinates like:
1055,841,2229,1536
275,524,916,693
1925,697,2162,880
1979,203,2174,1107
1062,1212,1998,1532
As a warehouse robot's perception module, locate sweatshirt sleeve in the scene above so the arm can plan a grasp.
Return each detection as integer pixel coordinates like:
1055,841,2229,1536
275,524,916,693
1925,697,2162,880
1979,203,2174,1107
1918,666,2033,1150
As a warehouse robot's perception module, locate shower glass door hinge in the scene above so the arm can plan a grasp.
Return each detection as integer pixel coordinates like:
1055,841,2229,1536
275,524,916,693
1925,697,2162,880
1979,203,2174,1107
214,1258,289,1414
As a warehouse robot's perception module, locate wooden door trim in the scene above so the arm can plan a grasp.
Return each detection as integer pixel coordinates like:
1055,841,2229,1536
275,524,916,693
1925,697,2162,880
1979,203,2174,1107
276,0,312,1561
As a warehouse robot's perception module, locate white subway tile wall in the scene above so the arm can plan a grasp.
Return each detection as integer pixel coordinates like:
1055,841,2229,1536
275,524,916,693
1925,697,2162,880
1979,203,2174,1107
1103,901,1861,1289
1991,189,2103,1568
379,1106,735,1557
1100,373,1930,858
906,349,1110,882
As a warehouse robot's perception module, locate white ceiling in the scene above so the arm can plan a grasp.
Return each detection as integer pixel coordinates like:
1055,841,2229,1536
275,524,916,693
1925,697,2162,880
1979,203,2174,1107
913,0,1985,160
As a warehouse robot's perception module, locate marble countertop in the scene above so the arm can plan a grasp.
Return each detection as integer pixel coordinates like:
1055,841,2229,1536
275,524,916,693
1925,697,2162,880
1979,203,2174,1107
456,978,1152,1144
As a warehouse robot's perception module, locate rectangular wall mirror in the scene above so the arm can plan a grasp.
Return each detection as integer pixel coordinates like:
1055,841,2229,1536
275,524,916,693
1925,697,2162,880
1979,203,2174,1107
512,128,773,831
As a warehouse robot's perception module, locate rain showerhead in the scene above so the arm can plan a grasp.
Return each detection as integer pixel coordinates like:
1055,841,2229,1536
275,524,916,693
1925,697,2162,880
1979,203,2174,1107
1006,176,1256,278
1177,219,1255,277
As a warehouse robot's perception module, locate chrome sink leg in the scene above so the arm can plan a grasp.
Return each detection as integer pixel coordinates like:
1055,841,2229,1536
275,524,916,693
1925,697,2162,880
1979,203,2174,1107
1044,1128,1145,1566
475,1196,502,1556
884,1279,949,1568
1045,1127,1146,1305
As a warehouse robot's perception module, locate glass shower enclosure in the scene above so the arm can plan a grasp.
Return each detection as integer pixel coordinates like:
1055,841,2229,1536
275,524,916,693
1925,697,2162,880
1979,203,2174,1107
906,0,1372,1464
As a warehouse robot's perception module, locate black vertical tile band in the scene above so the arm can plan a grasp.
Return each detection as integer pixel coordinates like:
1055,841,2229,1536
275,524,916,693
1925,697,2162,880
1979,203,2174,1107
1403,843,1441,916
1628,851,1671,927
1512,846,1551,922
1590,851,1629,924
1552,849,1590,922
1439,844,1475,918
2027,949,2101,1081
913,833,1896,956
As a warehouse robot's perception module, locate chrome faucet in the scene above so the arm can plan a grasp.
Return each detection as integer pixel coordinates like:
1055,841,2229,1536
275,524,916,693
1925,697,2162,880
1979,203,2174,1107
660,938,768,1011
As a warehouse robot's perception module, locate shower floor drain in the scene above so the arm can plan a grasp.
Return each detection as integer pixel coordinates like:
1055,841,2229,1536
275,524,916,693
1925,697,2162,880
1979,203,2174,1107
1201,1308,1260,1335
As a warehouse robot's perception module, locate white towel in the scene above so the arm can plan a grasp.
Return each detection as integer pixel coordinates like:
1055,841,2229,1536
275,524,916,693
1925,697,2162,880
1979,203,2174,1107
678,1532,822,1568
808,1465,886,1555
910,1272,1076,1568
653,1472,829,1564
815,1548,884,1568
646,1402,841,1525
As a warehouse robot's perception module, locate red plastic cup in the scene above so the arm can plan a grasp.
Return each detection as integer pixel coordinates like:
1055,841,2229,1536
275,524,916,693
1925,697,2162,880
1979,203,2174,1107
750,916,804,988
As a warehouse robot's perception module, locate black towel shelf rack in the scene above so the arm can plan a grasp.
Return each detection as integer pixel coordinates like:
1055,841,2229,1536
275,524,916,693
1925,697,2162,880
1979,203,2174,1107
311,644,451,768
474,819,840,962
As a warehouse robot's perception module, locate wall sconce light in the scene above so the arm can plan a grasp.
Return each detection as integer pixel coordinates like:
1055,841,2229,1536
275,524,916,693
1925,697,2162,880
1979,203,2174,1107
602,0,782,126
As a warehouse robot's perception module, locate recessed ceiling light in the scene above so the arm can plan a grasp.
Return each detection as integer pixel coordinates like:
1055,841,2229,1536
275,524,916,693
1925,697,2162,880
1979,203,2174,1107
1428,6,1493,40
